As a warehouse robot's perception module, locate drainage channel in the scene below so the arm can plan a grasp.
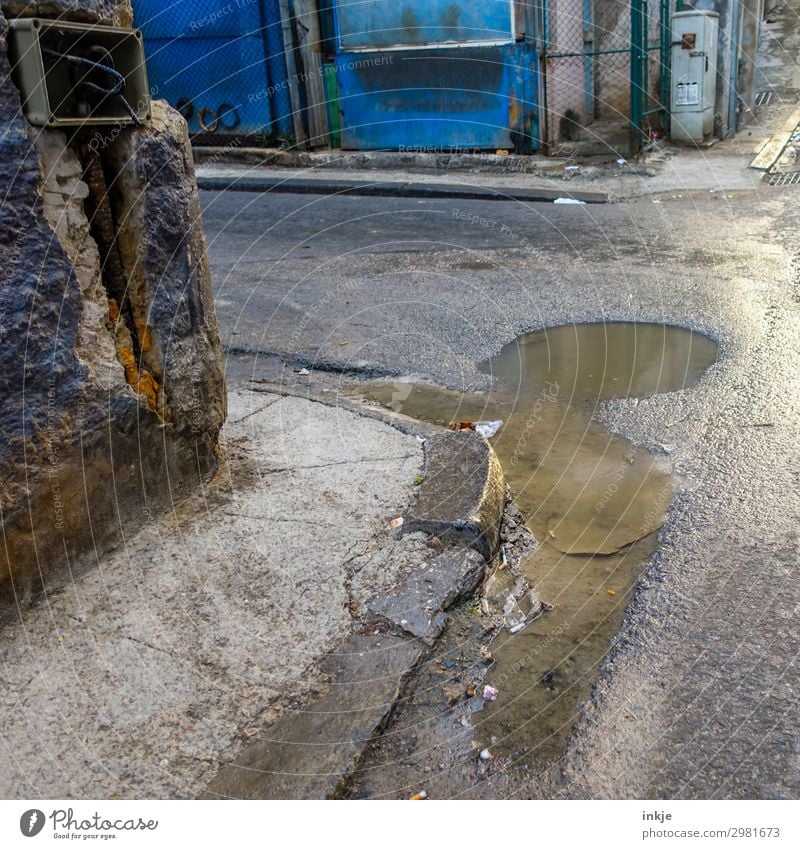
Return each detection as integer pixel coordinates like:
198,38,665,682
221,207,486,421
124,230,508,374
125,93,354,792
355,322,718,790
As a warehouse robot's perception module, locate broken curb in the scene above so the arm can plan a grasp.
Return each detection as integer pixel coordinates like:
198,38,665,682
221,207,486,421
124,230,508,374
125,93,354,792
367,548,487,645
203,633,424,800
403,430,506,561
202,427,507,800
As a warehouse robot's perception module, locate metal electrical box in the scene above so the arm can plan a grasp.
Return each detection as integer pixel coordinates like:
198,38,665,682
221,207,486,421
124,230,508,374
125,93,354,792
670,10,718,144
7,18,150,127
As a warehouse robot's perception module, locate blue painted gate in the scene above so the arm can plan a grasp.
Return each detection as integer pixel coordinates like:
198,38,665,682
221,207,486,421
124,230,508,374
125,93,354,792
134,0,294,140
329,0,541,152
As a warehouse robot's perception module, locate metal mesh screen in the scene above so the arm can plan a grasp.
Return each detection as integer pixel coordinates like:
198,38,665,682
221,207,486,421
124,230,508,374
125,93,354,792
544,0,672,155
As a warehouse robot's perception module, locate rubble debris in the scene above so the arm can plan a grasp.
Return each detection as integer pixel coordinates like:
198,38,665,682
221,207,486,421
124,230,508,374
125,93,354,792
475,420,503,439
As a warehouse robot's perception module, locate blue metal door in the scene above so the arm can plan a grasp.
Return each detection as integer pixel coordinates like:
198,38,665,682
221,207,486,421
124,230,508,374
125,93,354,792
329,0,541,151
134,0,293,141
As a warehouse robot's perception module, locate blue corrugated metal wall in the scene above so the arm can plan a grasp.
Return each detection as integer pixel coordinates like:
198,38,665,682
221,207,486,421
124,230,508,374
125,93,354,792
134,0,294,140
335,0,516,49
329,0,541,152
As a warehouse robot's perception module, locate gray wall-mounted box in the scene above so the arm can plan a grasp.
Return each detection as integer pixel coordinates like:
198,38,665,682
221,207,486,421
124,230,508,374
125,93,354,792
7,18,150,127
670,11,719,144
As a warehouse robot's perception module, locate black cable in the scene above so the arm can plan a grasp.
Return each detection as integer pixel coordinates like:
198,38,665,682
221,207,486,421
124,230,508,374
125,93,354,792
41,46,142,126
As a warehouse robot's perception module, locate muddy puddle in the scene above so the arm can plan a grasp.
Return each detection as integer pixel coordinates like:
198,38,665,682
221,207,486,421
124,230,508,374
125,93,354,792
359,322,717,769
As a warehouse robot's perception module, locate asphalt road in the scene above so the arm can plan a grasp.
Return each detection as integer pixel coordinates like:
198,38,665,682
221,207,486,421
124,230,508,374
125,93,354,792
201,184,800,799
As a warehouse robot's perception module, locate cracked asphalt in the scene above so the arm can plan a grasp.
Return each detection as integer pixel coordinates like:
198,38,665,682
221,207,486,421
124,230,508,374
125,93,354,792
202,163,800,797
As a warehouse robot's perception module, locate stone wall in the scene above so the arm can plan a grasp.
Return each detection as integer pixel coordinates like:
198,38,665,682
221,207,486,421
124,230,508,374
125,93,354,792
0,1,226,610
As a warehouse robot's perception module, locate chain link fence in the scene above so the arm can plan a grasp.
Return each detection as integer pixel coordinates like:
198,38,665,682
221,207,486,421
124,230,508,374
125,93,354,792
543,0,674,156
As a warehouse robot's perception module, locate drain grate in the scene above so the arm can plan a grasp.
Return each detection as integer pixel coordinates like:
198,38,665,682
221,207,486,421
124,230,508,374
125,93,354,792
767,170,800,186
755,91,774,106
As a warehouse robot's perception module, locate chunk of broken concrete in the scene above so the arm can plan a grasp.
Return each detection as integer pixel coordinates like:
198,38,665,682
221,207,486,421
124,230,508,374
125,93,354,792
367,549,486,645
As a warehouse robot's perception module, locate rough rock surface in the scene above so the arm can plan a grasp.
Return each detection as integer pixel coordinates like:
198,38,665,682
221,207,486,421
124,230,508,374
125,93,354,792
0,8,225,610
0,1,131,26
106,99,227,453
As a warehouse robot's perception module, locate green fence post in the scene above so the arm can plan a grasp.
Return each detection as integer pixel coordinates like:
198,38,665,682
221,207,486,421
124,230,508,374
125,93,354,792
630,0,647,155
659,0,672,124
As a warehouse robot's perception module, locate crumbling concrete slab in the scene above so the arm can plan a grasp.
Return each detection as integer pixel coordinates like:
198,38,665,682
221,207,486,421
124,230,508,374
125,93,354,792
367,549,486,645
0,390,423,798
204,633,424,800
197,422,508,799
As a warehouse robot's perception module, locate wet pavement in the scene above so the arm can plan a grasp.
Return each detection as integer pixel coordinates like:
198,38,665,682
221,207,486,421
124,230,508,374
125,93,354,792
204,164,800,799
200,7,800,792
354,322,718,774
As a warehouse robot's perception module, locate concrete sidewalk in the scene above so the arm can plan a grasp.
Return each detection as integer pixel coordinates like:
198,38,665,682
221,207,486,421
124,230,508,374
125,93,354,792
194,131,774,203
0,389,420,797
195,172,610,205
191,4,800,207
0,387,506,798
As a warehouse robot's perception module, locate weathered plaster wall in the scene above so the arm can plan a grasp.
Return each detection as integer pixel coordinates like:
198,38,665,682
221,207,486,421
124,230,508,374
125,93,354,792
545,0,589,147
